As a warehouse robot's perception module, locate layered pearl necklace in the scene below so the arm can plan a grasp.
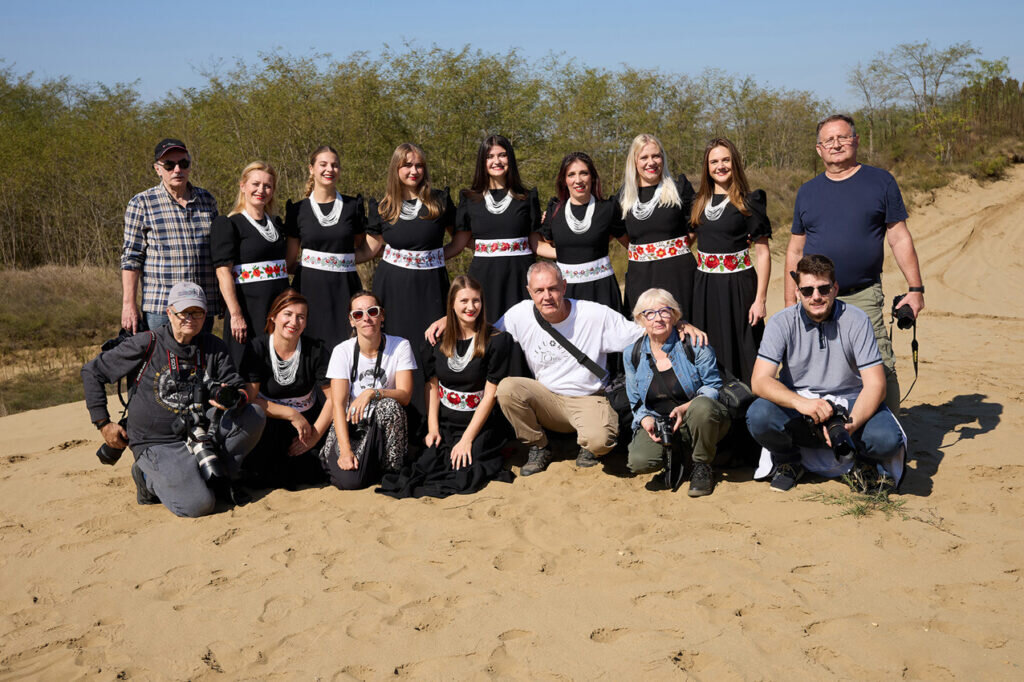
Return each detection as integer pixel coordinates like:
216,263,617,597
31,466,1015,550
447,336,476,373
242,209,280,242
269,335,301,386
631,182,664,221
310,192,343,226
399,198,422,221
484,189,513,215
704,194,730,222
565,196,596,234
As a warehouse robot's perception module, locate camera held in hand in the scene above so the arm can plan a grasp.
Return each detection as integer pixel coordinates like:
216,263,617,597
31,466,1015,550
172,380,227,481
95,417,129,465
806,400,858,464
891,295,916,330
654,416,675,447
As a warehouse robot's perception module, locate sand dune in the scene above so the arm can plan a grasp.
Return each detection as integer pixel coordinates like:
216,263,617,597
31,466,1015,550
2,168,1023,680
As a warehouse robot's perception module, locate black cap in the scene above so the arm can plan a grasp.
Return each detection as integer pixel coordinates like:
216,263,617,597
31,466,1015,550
154,138,188,161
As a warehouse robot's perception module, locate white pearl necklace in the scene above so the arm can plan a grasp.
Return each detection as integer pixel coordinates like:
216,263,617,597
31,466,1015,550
631,182,663,221
310,192,343,226
399,198,422,221
565,196,596,235
704,195,730,222
242,210,280,242
447,337,475,373
484,190,513,215
269,335,301,386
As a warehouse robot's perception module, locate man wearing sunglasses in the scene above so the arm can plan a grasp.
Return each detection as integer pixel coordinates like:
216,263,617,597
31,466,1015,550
747,255,904,493
785,114,925,415
121,138,221,334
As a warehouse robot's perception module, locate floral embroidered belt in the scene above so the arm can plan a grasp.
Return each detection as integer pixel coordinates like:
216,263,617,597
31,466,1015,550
627,236,691,262
473,236,531,257
259,390,315,412
696,248,753,274
233,259,288,284
438,383,484,412
557,256,615,284
382,245,445,270
301,248,356,273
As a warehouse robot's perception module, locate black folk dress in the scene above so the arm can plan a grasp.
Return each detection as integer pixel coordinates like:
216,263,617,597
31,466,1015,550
456,188,540,322
211,213,290,366
284,194,365,351
620,175,697,318
377,331,514,498
691,190,772,384
539,197,625,314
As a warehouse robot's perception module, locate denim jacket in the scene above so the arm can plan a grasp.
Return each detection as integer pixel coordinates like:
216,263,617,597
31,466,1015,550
624,329,723,432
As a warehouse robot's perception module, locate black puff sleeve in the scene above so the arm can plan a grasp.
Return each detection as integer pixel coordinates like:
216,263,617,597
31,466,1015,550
676,173,696,217
366,197,384,235
484,331,512,384
527,188,542,232
744,190,772,240
240,335,270,384
455,189,475,233
539,196,560,241
210,214,239,267
283,199,300,239
437,187,456,229
350,194,367,235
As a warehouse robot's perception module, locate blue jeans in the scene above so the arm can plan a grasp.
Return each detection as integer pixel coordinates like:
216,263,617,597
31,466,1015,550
746,398,902,466
144,312,214,333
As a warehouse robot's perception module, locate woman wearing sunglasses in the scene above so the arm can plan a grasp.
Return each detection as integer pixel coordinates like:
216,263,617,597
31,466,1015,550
623,288,730,497
320,292,415,489
239,289,331,489
211,161,293,366
378,276,514,499
689,138,772,384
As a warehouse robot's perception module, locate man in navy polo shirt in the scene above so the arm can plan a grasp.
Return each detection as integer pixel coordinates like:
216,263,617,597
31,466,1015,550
747,255,904,493
785,114,925,414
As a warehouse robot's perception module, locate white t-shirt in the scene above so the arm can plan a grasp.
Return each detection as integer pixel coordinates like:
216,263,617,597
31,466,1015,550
497,299,642,397
326,334,418,402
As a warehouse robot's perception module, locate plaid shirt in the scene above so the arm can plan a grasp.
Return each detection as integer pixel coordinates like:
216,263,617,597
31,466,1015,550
122,183,223,315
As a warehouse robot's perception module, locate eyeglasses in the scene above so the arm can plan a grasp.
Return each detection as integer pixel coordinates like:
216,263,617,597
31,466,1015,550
156,158,191,170
798,284,834,297
640,307,674,321
816,135,855,149
173,309,206,321
349,306,382,321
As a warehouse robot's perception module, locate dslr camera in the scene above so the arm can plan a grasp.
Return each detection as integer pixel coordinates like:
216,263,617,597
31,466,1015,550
653,416,675,446
172,380,243,481
891,295,916,330
806,399,858,464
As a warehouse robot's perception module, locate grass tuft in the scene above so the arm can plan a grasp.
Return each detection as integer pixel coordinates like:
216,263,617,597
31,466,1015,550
803,487,908,520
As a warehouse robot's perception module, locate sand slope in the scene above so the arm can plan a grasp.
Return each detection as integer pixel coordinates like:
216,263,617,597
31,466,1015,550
2,168,1024,680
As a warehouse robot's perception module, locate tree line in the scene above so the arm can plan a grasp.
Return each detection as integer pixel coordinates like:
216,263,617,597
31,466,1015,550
0,42,1019,269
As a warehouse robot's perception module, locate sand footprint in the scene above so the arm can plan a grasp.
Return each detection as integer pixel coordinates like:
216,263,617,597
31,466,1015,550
257,595,307,624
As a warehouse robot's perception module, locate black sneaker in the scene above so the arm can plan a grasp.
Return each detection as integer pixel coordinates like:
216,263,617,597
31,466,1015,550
520,446,553,477
770,462,804,492
575,447,599,468
131,461,160,505
846,461,879,495
687,462,714,497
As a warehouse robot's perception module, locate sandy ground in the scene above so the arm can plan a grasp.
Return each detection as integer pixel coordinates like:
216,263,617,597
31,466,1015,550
2,167,1023,680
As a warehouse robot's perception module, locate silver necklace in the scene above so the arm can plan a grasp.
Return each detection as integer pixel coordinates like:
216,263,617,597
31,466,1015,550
565,196,596,234
399,198,422,221
484,190,513,215
447,336,475,373
704,195,730,222
310,192,343,226
269,335,301,386
242,209,280,242
631,182,663,221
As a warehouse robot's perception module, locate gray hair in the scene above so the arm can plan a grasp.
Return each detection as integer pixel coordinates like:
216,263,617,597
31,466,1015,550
526,260,564,286
816,114,856,138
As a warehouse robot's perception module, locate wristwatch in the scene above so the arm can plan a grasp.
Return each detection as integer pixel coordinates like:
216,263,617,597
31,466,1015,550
908,286,925,293
374,389,383,401
94,417,111,430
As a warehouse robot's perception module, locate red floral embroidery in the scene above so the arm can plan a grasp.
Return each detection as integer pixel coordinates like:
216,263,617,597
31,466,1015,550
724,255,738,271
465,394,480,408
705,254,720,269
447,392,461,404
743,254,752,266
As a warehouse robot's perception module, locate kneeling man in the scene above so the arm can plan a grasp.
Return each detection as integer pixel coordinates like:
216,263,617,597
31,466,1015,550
82,282,266,516
747,255,904,493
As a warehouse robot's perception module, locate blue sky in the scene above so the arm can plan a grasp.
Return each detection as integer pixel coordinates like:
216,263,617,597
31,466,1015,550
2,0,1021,110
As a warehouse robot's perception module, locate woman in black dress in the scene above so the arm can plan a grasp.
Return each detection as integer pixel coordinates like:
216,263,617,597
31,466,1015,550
378,276,514,498
533,152,625,314
212,161,292,366
689,138,771,384
617,134,697,317
241,289,331,489
455,135,540,321
284,145,366,350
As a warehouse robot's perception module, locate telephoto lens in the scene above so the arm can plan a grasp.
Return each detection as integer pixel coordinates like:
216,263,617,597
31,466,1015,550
95,417,128,465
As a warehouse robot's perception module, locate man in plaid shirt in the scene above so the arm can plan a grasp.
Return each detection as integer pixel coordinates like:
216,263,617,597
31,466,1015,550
121,138,221,333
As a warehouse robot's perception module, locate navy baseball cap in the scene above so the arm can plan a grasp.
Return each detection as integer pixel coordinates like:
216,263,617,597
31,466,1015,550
154,138,188,161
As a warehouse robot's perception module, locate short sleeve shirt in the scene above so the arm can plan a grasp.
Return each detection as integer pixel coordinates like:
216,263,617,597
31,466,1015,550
326,334,418,402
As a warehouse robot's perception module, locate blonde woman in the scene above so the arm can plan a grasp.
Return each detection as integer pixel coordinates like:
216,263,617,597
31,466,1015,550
617,134,697,317
212,161,293,365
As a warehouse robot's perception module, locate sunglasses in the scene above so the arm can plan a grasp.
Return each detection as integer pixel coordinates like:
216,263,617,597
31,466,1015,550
156,158,191,171
349,306,382,321
173,310,206,321
798,284,834,297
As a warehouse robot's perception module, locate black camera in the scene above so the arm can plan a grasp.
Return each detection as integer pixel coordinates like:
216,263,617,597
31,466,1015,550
654,416,675,446
891,295,916,330
96,417,129,465
807,400,858,464
172,380,226,481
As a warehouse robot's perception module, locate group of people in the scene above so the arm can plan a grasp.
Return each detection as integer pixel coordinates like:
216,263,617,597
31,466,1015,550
84,113,925,517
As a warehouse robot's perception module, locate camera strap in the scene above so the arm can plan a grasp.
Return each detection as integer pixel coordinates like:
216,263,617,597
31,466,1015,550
117,331,157,412
350,335,386,389
888,316,919,404
531,305,608,382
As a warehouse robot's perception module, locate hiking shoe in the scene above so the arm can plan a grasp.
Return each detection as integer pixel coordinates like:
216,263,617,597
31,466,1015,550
687,462,714,497
520,446,553,477
131,461,160,505
575,448,599,468
846,461,880,495
770,462,804,492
